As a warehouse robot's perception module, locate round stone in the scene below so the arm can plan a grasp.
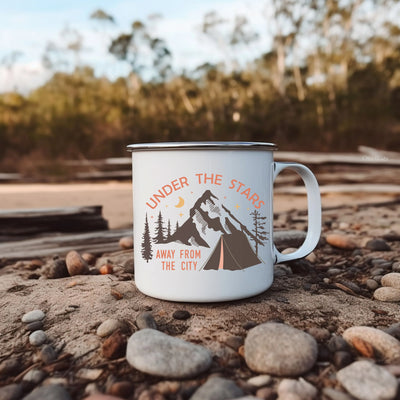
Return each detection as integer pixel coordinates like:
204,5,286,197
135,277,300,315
65,250,89,276
23,384,71,400
172,310,191,320
136,311,157,330
392,261,400,272
22,310,45,324
244,322,318,376
326,234,358,250
337,360,398,400
381,273,400,289
365,239,391,251
277,378,318,400
29,330,47,346
40,345,57,364
247,375,272,387
366,279,379,290
119,236,133,250
343,326,400,363
189,377,244,400
374,287,400,302
45,259,69,279
126,329,212,378
96,319,124,337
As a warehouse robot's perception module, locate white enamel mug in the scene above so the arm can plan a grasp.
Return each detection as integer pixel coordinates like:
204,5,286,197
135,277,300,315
127,142,321,302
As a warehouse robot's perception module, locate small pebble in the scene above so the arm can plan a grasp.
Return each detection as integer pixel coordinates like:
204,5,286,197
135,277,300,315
225,335,244,351
99,264,113,275
22,310,45,323
126,329,212,378
65,250,89,276
82,253,97,265
343,326,400,363
136,311,157,330
385,322,400,340
381,272,400,289
96,319,124,337
0,357,20,376
23,385,71,400
337,360,398,400
326,234,358,250
107,381,135,398
22,368,46,384
102,331,127,360
374,287,400,302
26,320,44,332
76,368,104,381
247,375,272,387
392,261,400,272
45,259,69,279
306,327,331,342
333,351,353,369
40,344,57,364
189,377,244,400
365,238,391,251
327,268,342,276
0,383,24,400
322,387,356,400
29,330,47,346
277,378,318,400
119,236,133,250
366,279,379,290
255,387,276,400
244,322,318,376
172,310,191,320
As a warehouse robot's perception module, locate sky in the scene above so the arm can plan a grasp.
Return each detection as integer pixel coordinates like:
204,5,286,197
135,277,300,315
0,0,269,94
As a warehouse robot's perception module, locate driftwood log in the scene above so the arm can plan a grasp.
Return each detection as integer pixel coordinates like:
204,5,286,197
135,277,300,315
0,205,108,240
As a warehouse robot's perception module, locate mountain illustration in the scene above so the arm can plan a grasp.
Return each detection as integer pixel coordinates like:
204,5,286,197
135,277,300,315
164,190,266,270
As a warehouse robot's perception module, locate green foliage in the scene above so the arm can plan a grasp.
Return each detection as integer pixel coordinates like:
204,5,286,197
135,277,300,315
1,2,400,174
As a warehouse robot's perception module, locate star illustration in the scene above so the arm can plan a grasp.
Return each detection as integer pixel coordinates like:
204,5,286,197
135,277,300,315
179,212,183,217
235,204,240,210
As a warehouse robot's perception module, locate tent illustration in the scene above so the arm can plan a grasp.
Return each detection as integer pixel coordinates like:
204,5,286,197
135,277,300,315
200,230,262,271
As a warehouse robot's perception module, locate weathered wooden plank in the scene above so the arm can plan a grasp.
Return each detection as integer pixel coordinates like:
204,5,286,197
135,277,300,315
0,228,132,263
0,205,108,238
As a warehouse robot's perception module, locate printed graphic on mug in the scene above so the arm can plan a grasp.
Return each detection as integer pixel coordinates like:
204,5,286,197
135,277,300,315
139,172,268,272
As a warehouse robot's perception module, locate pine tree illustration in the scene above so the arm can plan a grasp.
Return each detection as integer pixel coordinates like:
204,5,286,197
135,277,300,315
175,221,179,233
166,219,172,240
153,211,166,243
141,213,153,262
250,210,267,255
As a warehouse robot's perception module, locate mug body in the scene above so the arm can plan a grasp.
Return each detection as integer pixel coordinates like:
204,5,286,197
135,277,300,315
129,142,277,302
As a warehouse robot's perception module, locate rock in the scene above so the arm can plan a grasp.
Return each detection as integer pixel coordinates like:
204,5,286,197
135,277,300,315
366,279,379,290
126,329,212,378
337,360,398,400
333,351,353,369
25,320,44,332
343,326,400,363
385,322,400,340
0,383,24,400
365,239,391,251
392,261,400,272
119,236,133,250
76,368,104,381
40,344,57,364
255,387,276,400
189,377,244,400
326,234,358,250
84,395,125,400
322,387,356,400
22,369,46,384
65,250,89,276
99,264,113,275
0,358,21,377
277,378,318,400
136,311,157,330
247,375,272,387
224,335,244,351
23,385,71,400
374,287,400,302
102,331,127,360
96,319,124,337
107,381,135,398
29,330,47,346
306,327,331,342
244,322,318,376
44,259,69,279
381,273,400,289
22,310,45,323
172,310,191,320
82,253,97,265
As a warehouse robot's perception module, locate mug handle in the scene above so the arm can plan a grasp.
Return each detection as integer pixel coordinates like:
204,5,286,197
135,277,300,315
273,162,321,264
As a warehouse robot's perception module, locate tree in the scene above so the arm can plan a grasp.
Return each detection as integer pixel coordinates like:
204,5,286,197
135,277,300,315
153,211,166,243
141,214,153,262
166,219,172,240
250,210,267,255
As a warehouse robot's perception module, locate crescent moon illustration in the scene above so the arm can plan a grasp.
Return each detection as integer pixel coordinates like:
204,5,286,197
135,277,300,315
174,196,185,208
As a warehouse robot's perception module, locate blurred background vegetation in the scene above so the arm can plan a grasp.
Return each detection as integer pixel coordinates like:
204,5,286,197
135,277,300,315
1,0,400,175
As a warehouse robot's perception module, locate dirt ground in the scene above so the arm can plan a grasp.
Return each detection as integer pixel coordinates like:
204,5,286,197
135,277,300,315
1,182,399,229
